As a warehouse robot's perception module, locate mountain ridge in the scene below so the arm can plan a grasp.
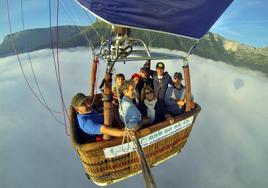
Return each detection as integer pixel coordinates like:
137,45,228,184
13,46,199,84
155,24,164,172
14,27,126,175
0,23,267,76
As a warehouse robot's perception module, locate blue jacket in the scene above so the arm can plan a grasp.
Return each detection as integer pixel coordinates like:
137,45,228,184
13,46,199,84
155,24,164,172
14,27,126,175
119,96,142,128
77,110,103,135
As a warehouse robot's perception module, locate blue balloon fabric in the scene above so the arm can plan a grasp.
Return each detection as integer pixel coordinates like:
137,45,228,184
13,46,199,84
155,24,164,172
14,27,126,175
75,0,233,39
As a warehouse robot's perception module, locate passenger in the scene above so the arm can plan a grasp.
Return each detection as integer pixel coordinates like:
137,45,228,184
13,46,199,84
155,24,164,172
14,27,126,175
138,86,174,125
147,62,173,103
164,72,194,116
131,73,140,86
136,65,154,100
119,80,150,130
71,93,129,139
112,73,125,100
112,74,125,128
131,73,140,104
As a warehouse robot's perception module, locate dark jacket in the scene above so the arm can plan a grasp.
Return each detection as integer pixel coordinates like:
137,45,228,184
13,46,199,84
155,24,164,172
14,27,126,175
137,100,168,125
136,77,154,95
149,70,173,102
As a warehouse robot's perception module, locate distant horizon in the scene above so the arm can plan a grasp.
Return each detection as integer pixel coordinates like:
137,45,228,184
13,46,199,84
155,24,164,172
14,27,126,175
0,24,267,50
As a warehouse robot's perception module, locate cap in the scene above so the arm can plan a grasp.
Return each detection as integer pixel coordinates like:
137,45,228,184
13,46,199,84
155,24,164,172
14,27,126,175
131,73,140,79
173,72,183,80
156,62,165,69
71,93,91,108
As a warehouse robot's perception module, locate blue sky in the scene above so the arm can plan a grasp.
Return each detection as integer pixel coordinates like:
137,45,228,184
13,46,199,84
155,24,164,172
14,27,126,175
0,0,95,42
210,0,268,48
0,0,268,48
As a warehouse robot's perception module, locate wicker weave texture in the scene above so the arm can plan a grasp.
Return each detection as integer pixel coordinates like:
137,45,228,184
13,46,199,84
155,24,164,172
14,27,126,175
78,124,193,184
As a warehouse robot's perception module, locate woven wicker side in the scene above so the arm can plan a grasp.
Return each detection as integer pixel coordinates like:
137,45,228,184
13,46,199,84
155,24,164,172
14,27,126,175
70,104,201,186
80,123,194,185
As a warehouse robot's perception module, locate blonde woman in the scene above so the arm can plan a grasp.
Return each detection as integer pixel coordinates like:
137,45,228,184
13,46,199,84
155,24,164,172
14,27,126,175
138,86,174,126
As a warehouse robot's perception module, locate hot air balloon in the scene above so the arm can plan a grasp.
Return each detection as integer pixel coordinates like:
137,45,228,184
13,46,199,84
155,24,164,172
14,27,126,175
69,0,233,186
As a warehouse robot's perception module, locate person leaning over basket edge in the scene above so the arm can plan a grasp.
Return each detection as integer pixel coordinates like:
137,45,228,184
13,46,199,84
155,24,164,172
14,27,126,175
71,93,132,139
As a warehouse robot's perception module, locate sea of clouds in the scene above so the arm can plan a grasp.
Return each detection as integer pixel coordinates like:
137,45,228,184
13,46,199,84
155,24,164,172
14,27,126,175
0,47,267,188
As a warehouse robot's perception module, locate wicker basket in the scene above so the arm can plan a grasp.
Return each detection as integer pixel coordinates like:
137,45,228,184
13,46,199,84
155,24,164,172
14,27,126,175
69,102,201,186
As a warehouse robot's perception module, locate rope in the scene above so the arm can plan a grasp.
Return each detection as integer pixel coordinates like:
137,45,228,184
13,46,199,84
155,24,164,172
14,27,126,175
55,0,70,136
111,68,157,188
145,31,158,50
20,0,65,126
8,0,104,135
48,0,71,128
49,0,60,87
82,8,102,42
58,0,105,109
129,133,157,188
59,0,93,45
6,0,66,126
122,111,157,188
49,0,105,135
184,39,200,60
60,0,107,51
111,69,131,150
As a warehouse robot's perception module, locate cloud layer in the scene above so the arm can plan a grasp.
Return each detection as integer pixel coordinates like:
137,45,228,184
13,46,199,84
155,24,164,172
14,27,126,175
0,47,267,188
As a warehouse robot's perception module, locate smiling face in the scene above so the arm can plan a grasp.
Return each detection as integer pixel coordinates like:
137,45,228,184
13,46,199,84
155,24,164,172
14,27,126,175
144,88,155,101
116,77,125,87
156,67,164,76
173,77,182,87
